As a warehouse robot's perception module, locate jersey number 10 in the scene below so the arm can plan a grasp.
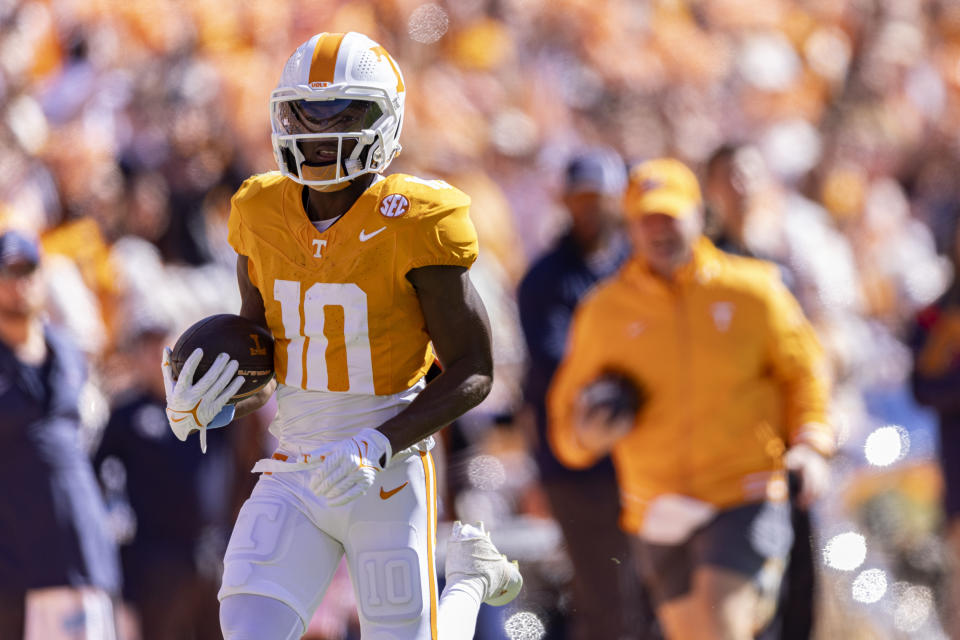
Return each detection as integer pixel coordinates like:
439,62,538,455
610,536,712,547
273,280,375,393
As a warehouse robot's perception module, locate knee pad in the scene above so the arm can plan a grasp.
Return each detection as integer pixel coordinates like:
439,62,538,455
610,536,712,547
349,519,430,626
221,496,301,596
220,594,302,640
224,497,296,566
219,493,341,624
355,547,424,624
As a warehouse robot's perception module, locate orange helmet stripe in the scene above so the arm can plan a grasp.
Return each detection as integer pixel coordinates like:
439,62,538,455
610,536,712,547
309,32,345,85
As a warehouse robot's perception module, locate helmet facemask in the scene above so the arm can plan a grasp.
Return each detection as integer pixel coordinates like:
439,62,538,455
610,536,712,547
271,93,401,189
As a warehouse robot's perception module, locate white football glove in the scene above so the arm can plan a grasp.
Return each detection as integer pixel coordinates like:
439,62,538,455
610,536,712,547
309,428,393,506
161,347,245,453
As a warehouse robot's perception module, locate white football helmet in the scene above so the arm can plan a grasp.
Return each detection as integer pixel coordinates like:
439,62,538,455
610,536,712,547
270,32,406,188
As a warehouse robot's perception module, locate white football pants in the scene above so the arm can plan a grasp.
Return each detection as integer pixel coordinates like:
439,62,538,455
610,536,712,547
219,450,483,639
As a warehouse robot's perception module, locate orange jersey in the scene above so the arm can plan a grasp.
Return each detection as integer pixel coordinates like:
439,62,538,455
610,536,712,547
548,239,833,533
228,172,478,396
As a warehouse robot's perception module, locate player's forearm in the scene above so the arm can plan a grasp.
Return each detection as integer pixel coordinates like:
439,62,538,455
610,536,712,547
376,359,492,453
233,378,277,419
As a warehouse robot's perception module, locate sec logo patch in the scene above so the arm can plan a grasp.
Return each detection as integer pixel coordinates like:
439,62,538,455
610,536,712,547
379,194,409,218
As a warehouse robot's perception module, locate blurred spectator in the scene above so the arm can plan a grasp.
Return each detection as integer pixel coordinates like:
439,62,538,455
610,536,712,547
909,216,960,638
704,143,816,639
548,159,834,640
704,144,781,263
94,317,237,640
0,229,119,639
517,148,653,639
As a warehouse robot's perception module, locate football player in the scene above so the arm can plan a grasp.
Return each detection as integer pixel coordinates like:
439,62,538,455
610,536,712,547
161,32,521,640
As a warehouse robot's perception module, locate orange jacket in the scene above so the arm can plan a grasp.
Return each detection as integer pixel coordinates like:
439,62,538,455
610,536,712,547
548,238,833,534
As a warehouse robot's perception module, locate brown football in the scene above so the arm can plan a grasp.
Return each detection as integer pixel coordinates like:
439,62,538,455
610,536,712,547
170,314,274,404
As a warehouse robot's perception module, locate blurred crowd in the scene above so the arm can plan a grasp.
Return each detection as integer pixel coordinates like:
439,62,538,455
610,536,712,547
3,0,960,637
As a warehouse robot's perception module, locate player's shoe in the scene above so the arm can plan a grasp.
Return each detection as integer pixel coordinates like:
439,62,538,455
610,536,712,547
445,521,523,606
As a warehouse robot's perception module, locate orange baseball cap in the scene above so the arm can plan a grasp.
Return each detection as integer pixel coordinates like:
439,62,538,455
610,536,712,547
624,158,702,219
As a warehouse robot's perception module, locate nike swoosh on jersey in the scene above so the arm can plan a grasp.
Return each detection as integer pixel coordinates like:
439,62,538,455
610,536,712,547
379,482,409,500
359,226,387,242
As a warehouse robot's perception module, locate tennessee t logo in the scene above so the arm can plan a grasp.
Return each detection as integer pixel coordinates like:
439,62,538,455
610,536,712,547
370,46,404,94
312,239,327,258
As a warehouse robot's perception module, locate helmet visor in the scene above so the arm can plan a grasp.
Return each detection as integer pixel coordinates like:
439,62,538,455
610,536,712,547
276,98,383,135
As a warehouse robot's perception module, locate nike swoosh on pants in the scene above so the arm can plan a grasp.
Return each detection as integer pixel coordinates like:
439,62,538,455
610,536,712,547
380,482,409,499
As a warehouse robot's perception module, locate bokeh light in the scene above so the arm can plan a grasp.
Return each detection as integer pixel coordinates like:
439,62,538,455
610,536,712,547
759,119,822,181
408,4,449,44
804,26,853,84
489,109,538,157
737,32,801,91
824,532,867,571
504,611,546,640
467,454,507,491
893,584,934,633
852,568,888,603
864,425,910,467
